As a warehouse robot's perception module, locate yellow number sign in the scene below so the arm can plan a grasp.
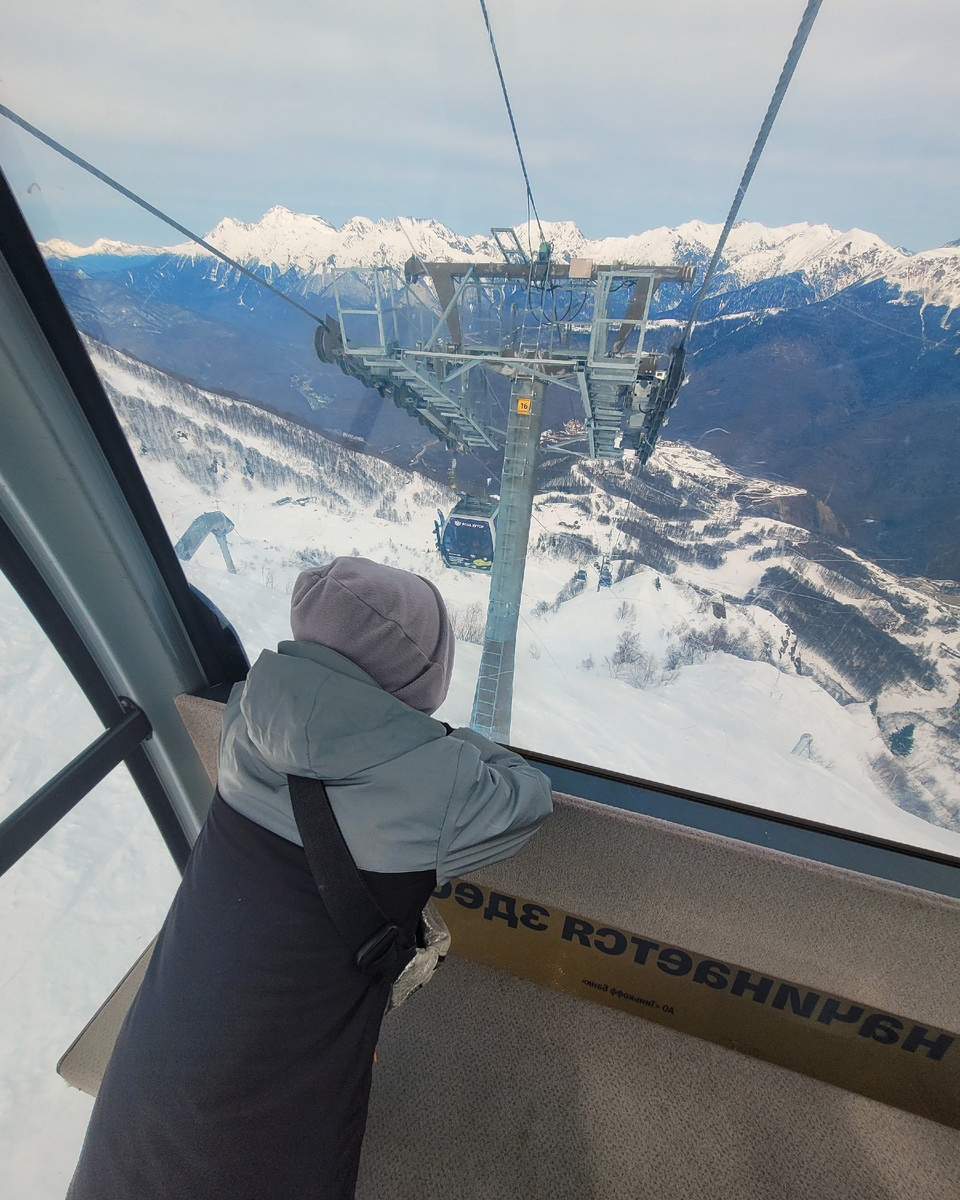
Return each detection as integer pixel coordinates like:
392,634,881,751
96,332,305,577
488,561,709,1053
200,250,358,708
516,397,531,414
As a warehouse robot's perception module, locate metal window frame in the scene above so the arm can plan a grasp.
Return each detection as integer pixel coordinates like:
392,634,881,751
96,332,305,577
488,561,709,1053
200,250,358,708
0,170,239,688
517,747,960,900
0,510,190,874
0,702,154,878
0,164,247,864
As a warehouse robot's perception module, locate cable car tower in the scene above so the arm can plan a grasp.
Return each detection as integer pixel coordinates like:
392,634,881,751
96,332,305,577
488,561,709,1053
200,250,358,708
315,245,694,739
0,0,825,746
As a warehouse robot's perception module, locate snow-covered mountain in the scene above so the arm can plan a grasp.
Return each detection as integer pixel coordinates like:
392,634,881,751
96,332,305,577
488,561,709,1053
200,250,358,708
88,336,960,847
40,209,960,586
40,208,960,312
878,245,960,313
42,236,163,259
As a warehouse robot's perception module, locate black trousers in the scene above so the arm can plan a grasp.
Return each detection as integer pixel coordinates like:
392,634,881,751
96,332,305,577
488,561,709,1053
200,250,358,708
67,792,434,1200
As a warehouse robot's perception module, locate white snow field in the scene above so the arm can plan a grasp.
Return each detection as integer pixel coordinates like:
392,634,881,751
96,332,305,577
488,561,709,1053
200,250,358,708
4,336,960,1198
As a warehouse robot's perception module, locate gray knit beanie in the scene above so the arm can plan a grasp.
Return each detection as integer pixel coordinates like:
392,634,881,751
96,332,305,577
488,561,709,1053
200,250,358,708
290,557,454,714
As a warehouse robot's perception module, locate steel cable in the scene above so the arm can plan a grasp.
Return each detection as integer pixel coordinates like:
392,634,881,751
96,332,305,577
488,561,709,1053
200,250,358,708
679,0,825,352
610,0,825,565
0,102,325,324
478,0,545,247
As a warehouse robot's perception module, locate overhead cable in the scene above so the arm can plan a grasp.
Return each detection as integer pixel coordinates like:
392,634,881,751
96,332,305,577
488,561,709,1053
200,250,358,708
679,0,825,351
478,0,545,246
0,102,325,324
612,0,824,557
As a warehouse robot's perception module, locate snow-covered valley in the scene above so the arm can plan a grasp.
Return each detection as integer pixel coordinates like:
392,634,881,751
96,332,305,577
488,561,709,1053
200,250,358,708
41,208,960,586
96,339,960,850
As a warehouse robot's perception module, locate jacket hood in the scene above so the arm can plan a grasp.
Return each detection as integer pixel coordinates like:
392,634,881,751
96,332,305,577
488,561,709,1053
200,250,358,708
290,557,454,714
240,641,447,781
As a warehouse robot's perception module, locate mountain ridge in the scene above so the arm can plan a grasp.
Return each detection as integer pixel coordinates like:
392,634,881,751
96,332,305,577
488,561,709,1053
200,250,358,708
41,209,960,582
40,208,960,312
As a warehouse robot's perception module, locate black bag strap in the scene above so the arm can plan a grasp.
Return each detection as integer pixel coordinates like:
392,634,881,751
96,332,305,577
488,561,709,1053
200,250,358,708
287,774,412,981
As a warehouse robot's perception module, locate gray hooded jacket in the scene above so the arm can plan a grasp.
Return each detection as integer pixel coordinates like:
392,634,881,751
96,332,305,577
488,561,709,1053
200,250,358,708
218,640,553,882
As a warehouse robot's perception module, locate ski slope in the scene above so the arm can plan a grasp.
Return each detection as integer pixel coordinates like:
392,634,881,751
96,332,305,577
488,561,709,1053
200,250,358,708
95,339,960,854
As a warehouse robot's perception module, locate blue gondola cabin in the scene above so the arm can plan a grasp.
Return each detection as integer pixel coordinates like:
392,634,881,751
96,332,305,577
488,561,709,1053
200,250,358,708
435,496,498,572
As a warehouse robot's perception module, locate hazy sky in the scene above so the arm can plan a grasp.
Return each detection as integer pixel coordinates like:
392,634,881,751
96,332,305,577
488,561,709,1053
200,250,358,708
1,0,957,251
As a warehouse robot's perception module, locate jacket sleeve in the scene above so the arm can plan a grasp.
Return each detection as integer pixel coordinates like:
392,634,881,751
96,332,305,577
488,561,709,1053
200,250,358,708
437,727,553,881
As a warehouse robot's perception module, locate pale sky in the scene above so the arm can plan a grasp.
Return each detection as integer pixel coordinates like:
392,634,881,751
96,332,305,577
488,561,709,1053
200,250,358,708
0,0,957,251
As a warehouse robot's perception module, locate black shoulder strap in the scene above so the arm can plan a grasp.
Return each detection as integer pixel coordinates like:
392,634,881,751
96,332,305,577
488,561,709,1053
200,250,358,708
287,774,412,981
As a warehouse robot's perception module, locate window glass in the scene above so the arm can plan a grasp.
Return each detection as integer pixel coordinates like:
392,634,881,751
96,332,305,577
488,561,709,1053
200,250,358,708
0,766,180,1199
0,573,180,1199
0,571,109,819
2,1,959,866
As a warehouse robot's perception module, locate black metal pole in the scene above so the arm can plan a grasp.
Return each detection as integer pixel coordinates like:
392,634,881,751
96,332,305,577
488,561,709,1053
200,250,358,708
0,513,191,870
0,706,152,878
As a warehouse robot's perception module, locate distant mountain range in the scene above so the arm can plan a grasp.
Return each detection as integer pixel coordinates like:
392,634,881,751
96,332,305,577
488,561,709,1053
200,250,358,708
41,209,960,580
43,209,960,308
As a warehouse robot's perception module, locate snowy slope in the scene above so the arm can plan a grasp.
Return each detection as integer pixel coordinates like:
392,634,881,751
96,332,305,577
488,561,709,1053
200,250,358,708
91,339,960,852
880,245,960,312
40,210,960,312
41,236,165,259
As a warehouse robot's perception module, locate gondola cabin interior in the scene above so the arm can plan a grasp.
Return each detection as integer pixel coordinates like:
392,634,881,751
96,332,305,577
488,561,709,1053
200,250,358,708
1,2,959,1196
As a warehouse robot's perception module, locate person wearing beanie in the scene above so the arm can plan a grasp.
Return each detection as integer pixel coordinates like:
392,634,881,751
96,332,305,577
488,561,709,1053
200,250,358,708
68,557,553,1200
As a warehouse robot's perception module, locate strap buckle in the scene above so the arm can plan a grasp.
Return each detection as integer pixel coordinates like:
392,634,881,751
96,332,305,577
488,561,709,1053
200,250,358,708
356,923,402,974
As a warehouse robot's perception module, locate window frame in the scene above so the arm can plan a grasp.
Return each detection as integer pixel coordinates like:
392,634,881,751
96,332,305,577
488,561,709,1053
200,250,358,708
0,508,190,875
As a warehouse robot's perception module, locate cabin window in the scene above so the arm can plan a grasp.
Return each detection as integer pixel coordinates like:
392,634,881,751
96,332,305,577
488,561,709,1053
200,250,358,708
0,571,180,1192
2,3,958,867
